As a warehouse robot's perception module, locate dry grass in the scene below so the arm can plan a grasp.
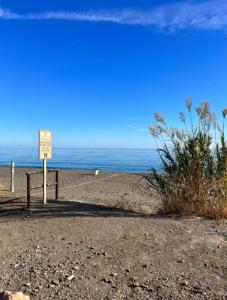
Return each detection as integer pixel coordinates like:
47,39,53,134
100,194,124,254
141,205,153,216
149,99,227,220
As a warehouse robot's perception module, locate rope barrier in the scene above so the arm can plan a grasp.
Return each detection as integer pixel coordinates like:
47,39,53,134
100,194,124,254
28,173,123,197
13,173,124,197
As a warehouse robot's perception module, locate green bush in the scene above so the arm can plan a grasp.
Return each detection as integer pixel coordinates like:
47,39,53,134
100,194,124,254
149,99,227,219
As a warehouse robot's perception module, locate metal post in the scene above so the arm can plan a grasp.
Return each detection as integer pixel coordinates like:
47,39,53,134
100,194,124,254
27,173,31,208
43,159,47,204
10,161,15,192
55,170,59,200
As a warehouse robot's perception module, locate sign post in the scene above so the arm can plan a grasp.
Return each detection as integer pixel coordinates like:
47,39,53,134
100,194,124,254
43,159,47,204
39,130,52,204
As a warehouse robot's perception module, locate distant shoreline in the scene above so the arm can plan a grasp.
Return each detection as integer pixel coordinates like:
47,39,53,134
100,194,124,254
0,164,151,175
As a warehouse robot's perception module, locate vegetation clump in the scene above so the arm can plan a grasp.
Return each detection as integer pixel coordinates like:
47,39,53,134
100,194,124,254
149,99,227,219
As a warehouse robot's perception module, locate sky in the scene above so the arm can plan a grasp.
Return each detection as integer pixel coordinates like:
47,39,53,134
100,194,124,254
0,0,227,148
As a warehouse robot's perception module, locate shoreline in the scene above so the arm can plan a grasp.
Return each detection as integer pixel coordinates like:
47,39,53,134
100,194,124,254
0,164,151,175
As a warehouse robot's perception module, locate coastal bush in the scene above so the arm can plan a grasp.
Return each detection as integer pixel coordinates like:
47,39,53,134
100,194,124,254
148,99,227,219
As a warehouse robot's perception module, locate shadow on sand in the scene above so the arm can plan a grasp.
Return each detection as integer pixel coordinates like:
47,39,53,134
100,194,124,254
0,196,149,220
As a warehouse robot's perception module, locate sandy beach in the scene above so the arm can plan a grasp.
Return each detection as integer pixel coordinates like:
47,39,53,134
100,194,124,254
0,167,160,213
2,1,227,298
0,167,226,299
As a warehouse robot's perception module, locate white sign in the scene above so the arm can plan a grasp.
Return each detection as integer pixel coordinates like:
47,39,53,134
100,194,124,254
39,130,52,160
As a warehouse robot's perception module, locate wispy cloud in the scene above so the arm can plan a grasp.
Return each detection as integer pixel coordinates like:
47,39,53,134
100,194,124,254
1,0,227,31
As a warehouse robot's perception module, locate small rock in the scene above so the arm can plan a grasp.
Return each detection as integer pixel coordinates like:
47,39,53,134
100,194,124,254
132,276,138,281
180,280,189,287
67,275,75,281
101,278,112,284
128,282,139,288
192,285,203,294
51,280,59,285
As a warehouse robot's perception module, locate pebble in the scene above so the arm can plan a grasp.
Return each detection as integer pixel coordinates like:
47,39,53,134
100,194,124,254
128,282,139,288
177,259,185,263
180,280,189,287
51,280,59,285
192,285,203,294
101,278,113,284
67,275,75,281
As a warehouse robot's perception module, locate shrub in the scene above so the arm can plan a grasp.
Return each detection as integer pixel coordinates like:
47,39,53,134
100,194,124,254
148,99,227,219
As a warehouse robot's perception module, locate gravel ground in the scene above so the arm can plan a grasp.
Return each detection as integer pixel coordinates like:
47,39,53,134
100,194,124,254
0,167,226,299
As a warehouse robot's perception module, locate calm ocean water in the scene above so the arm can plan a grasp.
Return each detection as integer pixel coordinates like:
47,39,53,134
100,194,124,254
0,148,161,173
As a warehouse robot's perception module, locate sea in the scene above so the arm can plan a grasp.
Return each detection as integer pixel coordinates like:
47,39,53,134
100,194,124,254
0,148,161,173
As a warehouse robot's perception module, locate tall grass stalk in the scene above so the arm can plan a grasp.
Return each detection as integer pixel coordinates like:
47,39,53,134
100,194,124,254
149,100,227,219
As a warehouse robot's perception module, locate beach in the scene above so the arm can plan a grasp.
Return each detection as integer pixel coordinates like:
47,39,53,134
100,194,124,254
2,1,227,299
0,167,226,299
0,167,160,213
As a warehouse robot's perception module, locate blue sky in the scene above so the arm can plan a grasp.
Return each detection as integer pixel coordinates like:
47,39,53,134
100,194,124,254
0,0,227,148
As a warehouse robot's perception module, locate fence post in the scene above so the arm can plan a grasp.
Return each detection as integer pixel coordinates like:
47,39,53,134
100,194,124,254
10,161,15,193
27,173,31,208
55,171,59,200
